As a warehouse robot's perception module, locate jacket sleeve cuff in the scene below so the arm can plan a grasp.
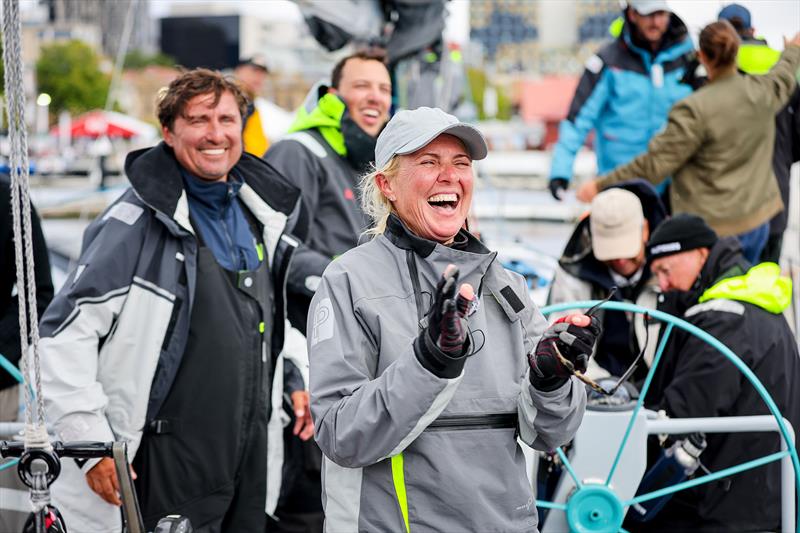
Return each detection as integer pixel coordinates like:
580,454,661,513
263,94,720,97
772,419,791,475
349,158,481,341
413,332,468,379
55,413,116,472
595,174,617,190
529,371,569,392
283,359,306,393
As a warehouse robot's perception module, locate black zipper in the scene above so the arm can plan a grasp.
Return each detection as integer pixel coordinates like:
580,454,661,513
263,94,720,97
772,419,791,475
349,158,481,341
406,249,426,329
427,413,517,431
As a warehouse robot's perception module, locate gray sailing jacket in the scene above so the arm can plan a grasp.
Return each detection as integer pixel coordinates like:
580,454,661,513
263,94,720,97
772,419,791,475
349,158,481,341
308,216,586,532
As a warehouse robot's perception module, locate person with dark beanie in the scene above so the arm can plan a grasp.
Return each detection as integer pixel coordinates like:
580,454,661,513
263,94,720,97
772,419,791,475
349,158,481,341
624,214,800,531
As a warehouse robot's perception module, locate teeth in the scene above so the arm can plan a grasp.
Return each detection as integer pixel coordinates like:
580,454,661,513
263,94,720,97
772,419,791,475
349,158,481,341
201,148,224,155
362,109,379,118
428,193,458,203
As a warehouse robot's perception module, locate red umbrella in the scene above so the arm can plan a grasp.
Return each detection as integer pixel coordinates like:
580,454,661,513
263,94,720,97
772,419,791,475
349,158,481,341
52,110,157,139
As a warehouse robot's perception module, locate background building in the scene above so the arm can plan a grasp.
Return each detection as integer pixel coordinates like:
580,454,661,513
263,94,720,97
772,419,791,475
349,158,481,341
157,1,336,110
470,0,620,75
39,0,156,58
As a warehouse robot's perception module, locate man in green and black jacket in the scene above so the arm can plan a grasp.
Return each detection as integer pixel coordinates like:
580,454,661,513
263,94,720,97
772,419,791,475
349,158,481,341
639,214,800,532
265,50,392,333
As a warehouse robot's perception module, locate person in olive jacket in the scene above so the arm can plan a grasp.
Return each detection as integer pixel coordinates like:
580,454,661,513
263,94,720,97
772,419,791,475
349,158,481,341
578,23,800,264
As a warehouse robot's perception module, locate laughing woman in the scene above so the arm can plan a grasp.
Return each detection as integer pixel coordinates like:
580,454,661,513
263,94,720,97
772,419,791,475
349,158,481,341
307,107,601,531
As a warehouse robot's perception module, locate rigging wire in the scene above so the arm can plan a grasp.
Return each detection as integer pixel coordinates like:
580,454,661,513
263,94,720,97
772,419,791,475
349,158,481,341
1,0,50,453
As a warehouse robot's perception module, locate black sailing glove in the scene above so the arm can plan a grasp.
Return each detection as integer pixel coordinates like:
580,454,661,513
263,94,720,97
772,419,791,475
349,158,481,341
528,315,602,391
548,177,569,201
414,264,474,378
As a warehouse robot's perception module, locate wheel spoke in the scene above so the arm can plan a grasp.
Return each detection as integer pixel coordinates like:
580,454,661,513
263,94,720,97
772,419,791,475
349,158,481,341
0,458,19,472
556,447,583,489
535,500,567,511
541,300,800,528
623,450,788,506
606,323,674,486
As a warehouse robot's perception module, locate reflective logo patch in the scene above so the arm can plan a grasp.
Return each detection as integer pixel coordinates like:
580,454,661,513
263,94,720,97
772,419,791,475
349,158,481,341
650,241,681,255
305,275,322,292
585,54,603,74
103,201,143,226
311,297,335,346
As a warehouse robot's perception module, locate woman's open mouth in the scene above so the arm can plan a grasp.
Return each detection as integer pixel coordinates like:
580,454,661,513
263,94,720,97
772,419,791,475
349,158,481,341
428,193,459,212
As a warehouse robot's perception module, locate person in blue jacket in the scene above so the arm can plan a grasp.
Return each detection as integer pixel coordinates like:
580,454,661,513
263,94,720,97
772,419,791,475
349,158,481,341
549,0,694,201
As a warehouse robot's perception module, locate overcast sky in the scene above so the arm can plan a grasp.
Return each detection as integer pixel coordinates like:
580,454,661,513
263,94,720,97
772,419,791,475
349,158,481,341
150,0,800,51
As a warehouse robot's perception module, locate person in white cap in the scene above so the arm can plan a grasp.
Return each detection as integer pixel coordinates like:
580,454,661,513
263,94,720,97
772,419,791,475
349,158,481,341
548,182,667,380
307,107,601,531
548,0,694,201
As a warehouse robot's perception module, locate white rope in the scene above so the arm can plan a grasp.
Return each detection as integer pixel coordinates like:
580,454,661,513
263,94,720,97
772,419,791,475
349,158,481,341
2,0,49,446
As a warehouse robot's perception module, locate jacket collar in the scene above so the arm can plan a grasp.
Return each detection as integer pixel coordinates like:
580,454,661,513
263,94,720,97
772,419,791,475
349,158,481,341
384,213,489,258
180,167,243,218
668,237,749,312
124,142,301,228
694,237,749,294
700,262,791,314
288,87,347,156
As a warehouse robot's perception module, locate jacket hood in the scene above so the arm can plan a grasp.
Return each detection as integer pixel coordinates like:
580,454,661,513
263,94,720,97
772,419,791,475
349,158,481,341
621,11,691,62
699,262,792,314
559,180,667,288
124,142,301,226
288,82,347,156
693,237,749,293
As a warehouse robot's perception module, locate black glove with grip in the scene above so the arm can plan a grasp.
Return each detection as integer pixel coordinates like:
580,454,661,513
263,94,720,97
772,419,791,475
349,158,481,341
548,177,569,201
414,264,474,379
529,315,602,391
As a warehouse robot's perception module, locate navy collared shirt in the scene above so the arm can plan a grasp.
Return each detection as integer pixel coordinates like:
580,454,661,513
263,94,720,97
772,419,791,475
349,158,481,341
181,168,260,271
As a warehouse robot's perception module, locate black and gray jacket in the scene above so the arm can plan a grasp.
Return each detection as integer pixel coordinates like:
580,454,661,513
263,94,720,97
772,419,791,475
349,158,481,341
308,215,586,531
39,143,302,466
265,86,371,332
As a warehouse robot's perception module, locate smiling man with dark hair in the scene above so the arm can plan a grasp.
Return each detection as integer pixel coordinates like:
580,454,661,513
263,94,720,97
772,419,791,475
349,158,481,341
265,50,392,332
38,68,303,532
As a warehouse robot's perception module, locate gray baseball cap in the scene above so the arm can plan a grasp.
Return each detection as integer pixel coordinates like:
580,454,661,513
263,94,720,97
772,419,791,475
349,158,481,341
628,0,670,15
375,107,488,169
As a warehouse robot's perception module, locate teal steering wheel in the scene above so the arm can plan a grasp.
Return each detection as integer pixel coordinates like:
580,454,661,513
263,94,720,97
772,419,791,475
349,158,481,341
535,300,799,533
